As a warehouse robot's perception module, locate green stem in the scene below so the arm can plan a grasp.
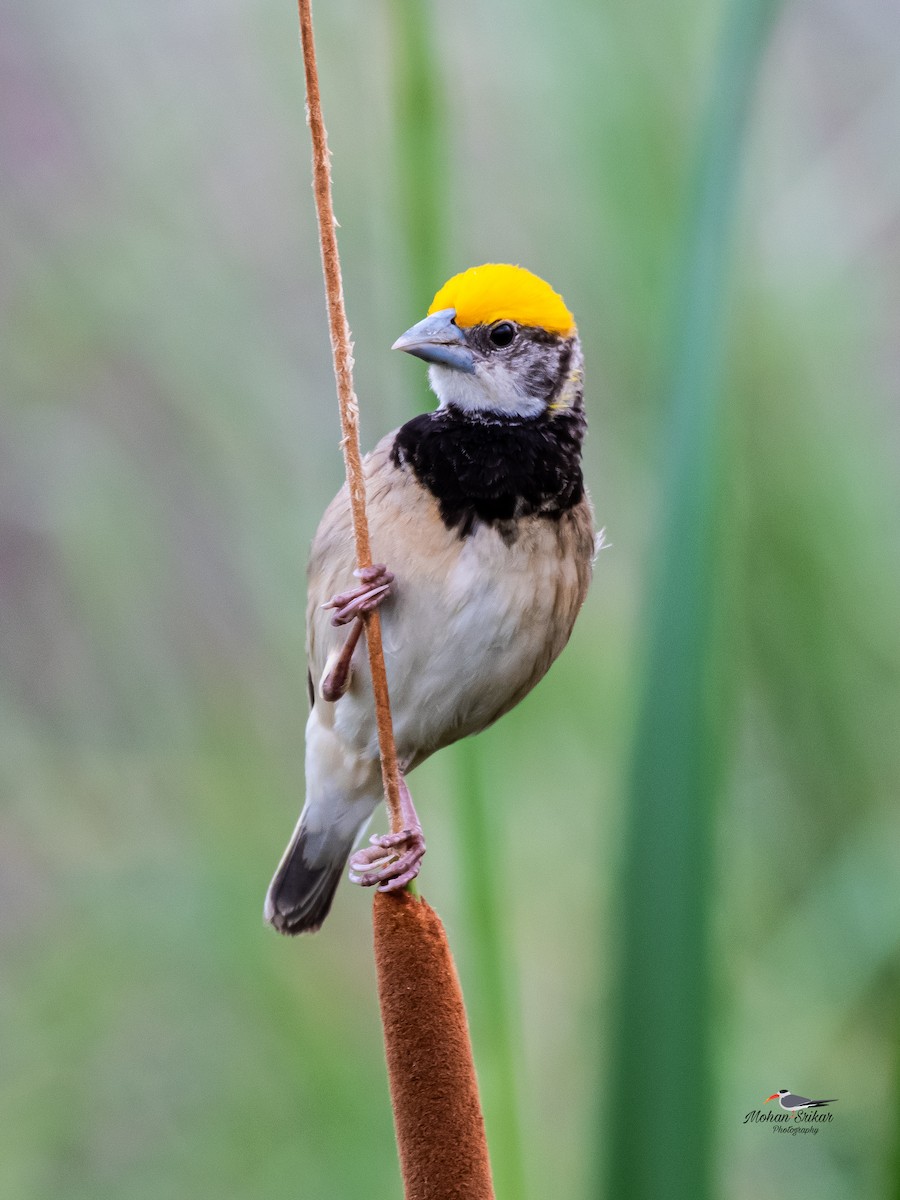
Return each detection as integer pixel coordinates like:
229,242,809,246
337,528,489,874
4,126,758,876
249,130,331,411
603,1,780,1198
455,743,529,1200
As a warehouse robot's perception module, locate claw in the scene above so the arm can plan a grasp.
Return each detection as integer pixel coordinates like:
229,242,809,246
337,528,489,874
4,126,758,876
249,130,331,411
326,583,391,626
322,565,395,627
377,863,423,892
348,829,426,890
368,829,415,849
354,563,394,585
348,777,426,892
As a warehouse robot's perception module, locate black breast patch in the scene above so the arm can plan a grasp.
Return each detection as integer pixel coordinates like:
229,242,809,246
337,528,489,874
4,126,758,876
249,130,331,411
391,406,586,537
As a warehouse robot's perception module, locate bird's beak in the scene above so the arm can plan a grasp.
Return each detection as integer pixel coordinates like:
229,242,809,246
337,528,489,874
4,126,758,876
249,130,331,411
764,1095,778,1103
391,308,476,374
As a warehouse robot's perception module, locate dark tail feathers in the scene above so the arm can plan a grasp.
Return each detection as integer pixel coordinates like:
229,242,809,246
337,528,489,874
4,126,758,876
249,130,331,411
264,825,351,935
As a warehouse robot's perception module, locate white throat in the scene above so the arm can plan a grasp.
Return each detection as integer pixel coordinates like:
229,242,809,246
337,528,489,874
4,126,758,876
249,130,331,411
428,363,545,419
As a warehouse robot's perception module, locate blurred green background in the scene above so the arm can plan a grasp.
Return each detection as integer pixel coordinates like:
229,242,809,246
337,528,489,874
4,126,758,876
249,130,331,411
2,0,899,1197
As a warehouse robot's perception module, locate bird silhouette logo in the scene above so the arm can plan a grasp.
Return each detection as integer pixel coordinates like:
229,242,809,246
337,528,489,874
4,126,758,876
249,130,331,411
765,1089,838,1117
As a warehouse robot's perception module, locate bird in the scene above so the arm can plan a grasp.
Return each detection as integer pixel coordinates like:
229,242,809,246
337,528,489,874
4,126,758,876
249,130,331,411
764,1090,838,1117
264,263,598,934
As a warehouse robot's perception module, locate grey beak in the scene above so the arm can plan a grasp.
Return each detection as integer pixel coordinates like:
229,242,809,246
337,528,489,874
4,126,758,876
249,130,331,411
391,308,476,374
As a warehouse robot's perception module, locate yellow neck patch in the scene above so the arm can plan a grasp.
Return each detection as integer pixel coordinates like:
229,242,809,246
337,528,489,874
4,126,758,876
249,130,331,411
428,264,575,336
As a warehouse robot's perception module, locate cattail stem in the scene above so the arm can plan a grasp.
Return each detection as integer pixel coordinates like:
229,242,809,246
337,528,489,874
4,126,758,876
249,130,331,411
296,0,403,836
293,7,495,1197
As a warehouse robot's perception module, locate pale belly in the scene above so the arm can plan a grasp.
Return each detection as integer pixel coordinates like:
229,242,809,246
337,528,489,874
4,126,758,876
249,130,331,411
329,516,584,767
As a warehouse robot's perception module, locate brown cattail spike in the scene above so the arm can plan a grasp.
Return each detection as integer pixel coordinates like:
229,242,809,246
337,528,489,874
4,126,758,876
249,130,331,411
373,891,495,1200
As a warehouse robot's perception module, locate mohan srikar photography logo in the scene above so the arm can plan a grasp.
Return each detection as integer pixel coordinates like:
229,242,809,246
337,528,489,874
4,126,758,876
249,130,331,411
743,1089,838,1136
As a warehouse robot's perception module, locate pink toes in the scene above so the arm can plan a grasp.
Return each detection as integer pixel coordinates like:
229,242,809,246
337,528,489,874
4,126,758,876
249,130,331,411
322,565,395,627
355,564,394,586
324,584,391,626
348,828,426,892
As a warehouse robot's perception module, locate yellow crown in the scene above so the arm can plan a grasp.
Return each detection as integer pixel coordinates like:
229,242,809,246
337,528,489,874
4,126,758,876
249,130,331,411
428,264,575,336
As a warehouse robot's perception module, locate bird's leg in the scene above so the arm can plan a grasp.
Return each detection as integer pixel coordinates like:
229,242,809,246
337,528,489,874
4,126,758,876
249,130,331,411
320,620,364,702
322,563,395,626
348,776,426,892
319,564,394,702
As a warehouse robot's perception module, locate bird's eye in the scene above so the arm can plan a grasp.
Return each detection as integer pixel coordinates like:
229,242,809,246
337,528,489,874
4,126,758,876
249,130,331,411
489,322,516,347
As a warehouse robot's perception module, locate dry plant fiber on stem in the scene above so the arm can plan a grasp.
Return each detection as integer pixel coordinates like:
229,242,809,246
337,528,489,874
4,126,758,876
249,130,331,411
295,5,496,1195
374,891,495,1200
296,0,403,831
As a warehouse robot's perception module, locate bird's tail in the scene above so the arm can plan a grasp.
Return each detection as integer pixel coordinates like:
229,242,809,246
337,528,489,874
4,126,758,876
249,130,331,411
264,818,358,935
808,1100,838,1107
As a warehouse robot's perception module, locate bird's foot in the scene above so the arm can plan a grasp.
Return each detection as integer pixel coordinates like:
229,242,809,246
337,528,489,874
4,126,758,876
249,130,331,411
319,565,395,700
348,777,426,892
322,564,395,627
348,827,426,891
